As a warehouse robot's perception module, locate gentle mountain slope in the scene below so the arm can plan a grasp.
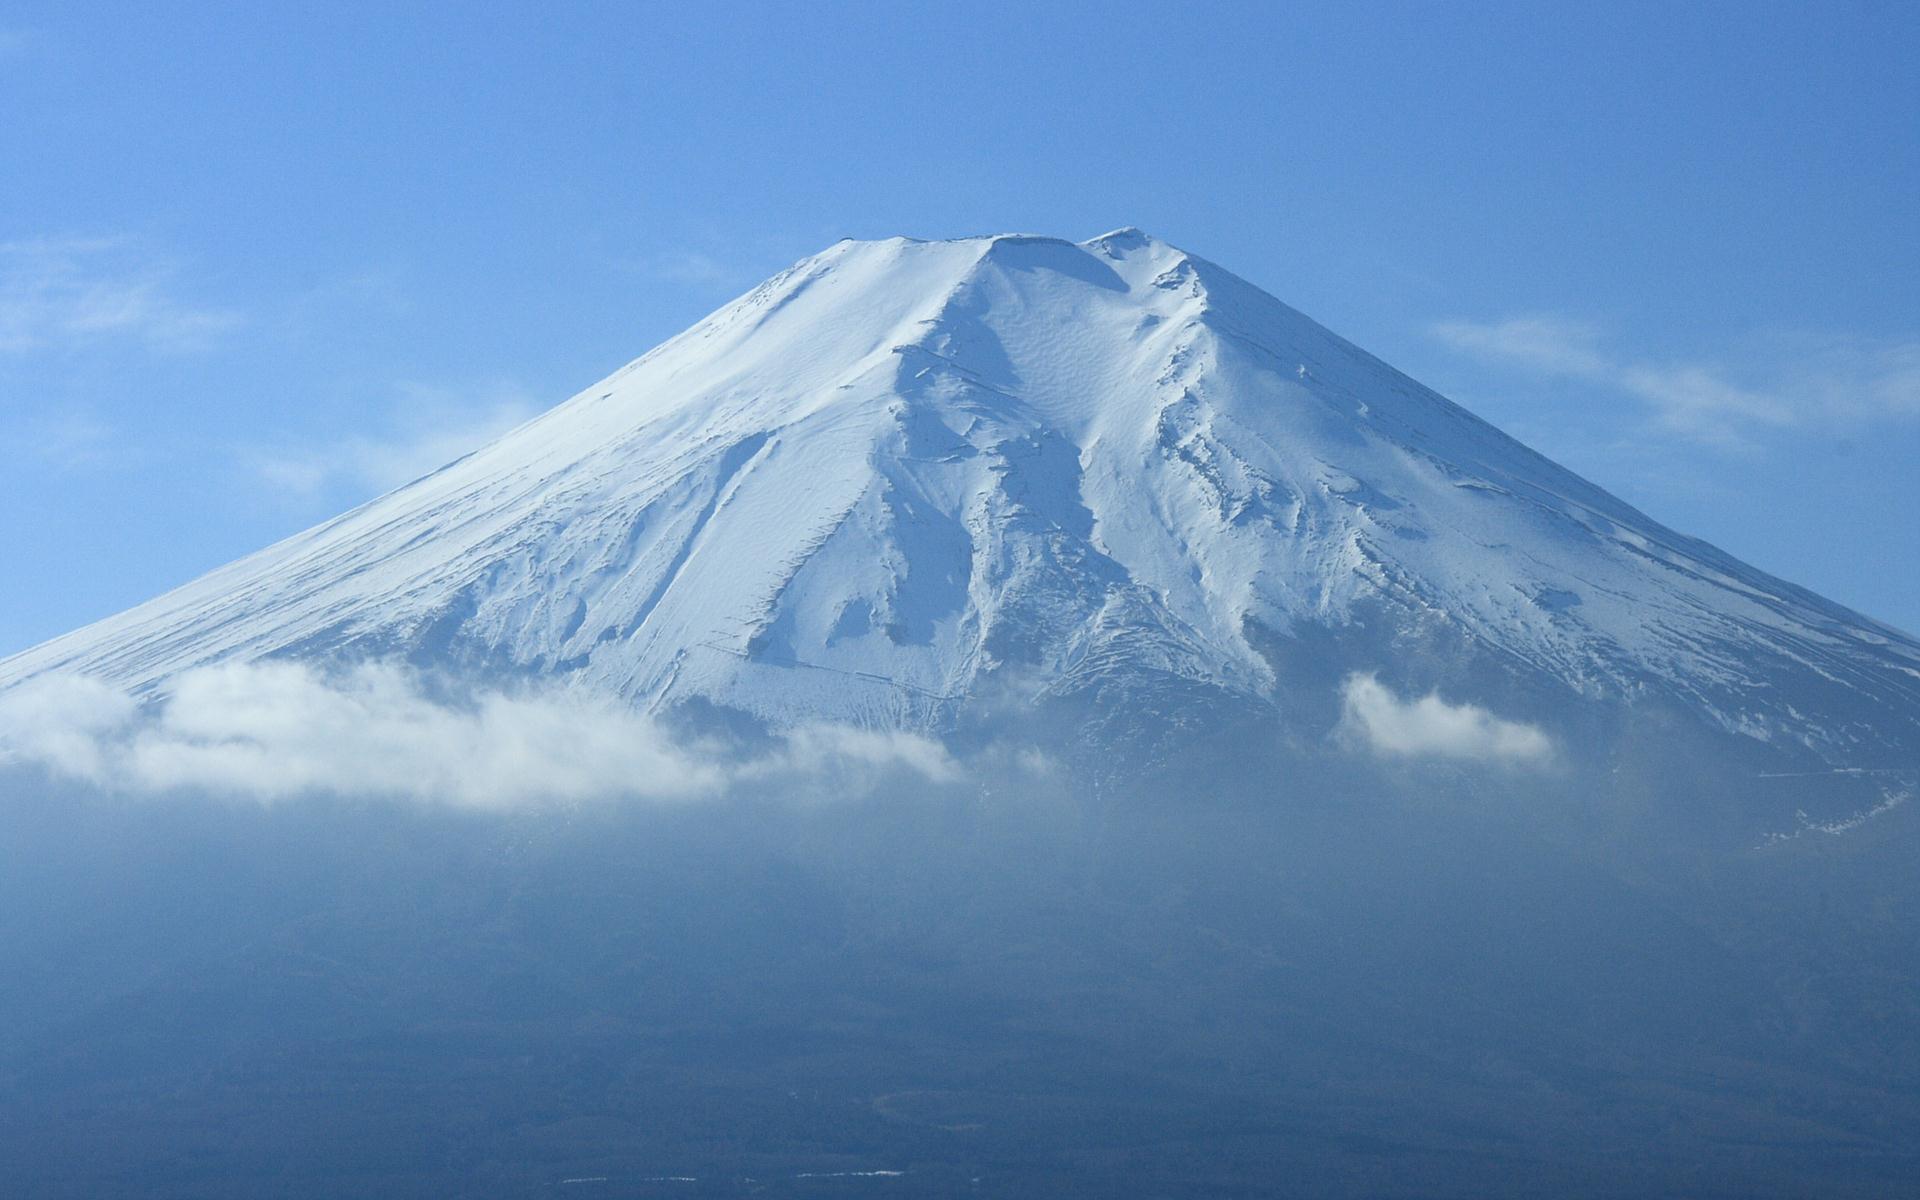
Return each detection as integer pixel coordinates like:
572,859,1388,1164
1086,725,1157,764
5,230,1917,757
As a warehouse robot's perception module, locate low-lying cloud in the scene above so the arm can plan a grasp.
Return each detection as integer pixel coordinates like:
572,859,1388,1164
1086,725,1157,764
1340,673,1553,765
0,661,964,807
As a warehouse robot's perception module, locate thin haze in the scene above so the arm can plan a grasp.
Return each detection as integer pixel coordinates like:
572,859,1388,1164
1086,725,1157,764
1,1,1916,652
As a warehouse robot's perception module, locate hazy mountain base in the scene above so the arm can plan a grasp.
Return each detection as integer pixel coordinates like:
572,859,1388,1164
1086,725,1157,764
3,710,1918,1200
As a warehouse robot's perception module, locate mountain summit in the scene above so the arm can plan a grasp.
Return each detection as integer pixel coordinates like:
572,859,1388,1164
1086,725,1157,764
5,231,1917,761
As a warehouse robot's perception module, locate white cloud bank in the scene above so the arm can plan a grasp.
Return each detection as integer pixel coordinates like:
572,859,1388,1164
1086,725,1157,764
0,662,961,807
1339,673,1553,766
1429,315,1920,447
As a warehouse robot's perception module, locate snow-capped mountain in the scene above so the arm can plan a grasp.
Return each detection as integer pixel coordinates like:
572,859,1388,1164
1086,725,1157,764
4,230,1917,759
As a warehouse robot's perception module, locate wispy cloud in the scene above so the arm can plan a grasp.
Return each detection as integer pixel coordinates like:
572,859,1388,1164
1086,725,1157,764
0,27,38,63
1339,673,1553,766
0,661,964,807
0,237,241,354
17,411,119,469
1429,315,1920,447
248,381,540,500
1429,315,1610,377
620,241,777,298
648,250,743,290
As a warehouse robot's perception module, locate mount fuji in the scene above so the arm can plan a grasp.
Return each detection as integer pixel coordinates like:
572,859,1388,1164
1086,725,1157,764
5,229,1917,767
9,230,1920,1199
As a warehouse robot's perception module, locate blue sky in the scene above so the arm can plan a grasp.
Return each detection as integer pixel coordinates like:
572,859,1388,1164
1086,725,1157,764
2,0,1917,652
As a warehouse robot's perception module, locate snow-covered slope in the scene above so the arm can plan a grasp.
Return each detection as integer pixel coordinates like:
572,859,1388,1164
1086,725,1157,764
5,230,1918,755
